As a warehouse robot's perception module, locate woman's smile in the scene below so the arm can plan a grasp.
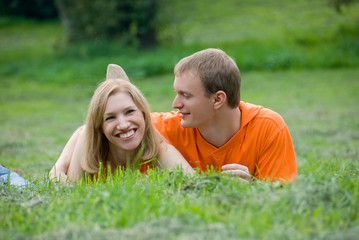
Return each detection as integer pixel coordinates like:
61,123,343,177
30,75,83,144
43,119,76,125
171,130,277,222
116,129,136,139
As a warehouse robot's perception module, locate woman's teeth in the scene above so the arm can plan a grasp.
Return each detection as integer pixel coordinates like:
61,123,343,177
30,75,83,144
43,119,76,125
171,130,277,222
119,130,135,139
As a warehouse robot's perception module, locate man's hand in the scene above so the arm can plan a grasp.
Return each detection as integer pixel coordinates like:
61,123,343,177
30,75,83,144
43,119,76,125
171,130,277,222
221,164,251,182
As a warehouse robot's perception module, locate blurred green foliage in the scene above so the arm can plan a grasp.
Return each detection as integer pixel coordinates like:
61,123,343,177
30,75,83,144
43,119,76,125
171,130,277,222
329,0,358,13
54,0,175,48
0,0,358,83
0,0,58,20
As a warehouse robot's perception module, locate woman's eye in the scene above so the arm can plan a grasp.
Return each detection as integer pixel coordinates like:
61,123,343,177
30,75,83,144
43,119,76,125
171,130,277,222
105,116,115,121
126,109,136,114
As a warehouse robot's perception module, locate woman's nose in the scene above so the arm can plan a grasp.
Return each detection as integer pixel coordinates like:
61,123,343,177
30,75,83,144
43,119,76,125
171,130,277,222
116,118,130,130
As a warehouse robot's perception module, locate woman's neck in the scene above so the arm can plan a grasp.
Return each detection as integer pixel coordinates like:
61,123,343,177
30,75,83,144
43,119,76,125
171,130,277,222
108,147,137,168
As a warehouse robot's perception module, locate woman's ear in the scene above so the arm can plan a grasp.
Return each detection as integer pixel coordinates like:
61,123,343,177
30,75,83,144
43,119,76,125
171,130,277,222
213,91,227,110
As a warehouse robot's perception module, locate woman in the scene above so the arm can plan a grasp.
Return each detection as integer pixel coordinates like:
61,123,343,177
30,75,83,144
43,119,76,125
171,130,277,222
49,78,194,182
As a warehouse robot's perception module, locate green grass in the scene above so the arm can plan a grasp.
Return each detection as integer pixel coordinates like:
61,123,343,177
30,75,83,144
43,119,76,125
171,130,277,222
1,0,359,239
1,68,358,239
1,168,358,239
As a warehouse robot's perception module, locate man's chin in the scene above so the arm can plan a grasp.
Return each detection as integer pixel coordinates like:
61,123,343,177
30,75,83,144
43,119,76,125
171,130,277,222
180,119,192,128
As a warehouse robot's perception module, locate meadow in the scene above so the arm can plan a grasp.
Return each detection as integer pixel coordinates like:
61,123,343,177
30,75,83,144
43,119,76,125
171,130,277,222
1,0,359,239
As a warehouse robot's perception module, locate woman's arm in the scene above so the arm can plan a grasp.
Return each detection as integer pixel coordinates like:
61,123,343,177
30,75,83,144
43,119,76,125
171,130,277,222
157,142,195,175
66,126,86,181
49,126,84,182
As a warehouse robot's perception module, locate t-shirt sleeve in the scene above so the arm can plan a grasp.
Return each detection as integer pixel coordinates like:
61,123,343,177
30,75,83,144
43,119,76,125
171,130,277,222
151,112,180,144
254,118,297,182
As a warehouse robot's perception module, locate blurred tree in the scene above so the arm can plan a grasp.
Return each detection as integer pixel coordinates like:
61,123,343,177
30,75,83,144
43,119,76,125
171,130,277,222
0,0,58,20
328,0,358,13
55,0,162,48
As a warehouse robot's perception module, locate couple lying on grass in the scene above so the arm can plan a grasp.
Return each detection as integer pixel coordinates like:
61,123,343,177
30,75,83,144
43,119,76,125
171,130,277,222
49,48,297,183
2,48,297,187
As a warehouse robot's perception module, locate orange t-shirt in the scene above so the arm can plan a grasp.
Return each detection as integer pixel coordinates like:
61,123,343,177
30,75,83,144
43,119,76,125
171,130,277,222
151,102,297,182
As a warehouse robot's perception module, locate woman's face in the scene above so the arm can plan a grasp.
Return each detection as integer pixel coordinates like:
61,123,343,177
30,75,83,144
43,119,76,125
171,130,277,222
102,91,145,153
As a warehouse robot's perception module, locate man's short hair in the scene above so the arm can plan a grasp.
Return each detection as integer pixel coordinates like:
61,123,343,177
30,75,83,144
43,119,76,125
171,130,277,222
174,48,241,108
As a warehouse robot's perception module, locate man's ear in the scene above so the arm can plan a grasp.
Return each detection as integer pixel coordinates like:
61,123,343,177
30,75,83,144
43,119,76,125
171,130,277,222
106,64,130,81
213,91,227,110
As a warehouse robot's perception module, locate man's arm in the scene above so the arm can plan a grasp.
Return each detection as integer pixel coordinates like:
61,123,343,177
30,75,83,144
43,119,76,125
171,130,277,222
254,125,297,182
222,117,296,183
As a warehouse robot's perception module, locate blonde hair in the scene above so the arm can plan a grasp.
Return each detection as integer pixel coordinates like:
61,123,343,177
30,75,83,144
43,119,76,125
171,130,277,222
174,48,241,108
81,79,160,173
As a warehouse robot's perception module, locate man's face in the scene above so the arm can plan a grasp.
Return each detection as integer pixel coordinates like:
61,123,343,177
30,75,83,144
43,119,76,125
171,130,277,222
172,70,215,129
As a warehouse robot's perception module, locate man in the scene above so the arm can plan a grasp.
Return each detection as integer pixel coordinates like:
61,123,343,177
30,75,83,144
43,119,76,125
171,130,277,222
51,48,297,182
151,49,296,182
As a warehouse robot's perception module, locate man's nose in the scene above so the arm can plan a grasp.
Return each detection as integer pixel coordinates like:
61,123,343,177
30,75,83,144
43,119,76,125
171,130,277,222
172,95,182,109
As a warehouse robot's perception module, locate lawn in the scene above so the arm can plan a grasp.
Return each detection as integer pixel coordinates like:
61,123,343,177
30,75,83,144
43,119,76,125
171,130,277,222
1,0,359,239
